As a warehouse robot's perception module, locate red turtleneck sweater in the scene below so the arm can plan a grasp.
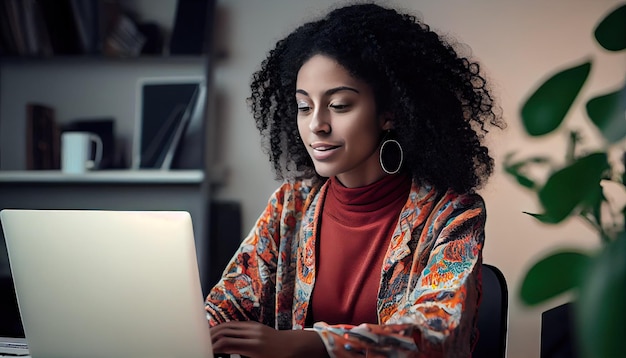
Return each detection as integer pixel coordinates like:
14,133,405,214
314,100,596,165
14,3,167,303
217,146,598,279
310,174,412,325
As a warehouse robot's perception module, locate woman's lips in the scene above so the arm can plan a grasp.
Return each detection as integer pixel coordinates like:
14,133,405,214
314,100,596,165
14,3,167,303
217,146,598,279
310,143,341,161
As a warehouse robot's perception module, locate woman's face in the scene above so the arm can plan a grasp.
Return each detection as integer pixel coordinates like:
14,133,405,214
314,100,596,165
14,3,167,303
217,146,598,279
296,54,392,188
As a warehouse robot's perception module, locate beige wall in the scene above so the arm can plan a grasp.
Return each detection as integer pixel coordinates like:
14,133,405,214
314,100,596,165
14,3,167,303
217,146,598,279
211,0,626,356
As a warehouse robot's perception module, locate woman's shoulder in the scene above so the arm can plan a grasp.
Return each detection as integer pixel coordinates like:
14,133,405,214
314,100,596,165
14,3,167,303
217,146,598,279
411,181,486,210
270,178,325,209
432,188,487,226
443,189,486,209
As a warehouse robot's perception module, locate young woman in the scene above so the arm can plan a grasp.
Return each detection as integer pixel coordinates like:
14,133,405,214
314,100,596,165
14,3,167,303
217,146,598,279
206,3,504,357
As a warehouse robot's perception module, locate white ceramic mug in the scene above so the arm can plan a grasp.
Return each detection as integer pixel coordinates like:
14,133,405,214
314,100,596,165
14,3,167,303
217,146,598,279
61,132,103,174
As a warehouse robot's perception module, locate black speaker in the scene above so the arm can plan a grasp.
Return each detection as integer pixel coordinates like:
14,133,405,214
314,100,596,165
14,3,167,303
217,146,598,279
169,0,215,55
209,201,242,288
541,302,579,358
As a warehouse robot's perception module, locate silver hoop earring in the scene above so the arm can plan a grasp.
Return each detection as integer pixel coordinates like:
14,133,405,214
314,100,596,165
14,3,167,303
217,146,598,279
379,135,403,175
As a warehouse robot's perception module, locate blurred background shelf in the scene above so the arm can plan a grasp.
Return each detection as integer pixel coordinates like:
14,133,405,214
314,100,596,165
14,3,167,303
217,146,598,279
0,169,204,184
0,0,220,297
0,55,207,64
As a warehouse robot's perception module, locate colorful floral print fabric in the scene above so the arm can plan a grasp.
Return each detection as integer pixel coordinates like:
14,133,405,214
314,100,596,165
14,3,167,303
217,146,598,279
205,178,485,357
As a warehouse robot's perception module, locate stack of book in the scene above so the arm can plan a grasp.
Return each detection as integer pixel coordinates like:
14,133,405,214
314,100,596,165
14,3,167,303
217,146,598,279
0,0,147,57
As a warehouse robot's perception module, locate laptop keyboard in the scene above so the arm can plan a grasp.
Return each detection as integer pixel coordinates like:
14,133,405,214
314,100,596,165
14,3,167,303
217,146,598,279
0,342,26,348
0,342,29,357
0,342,27,349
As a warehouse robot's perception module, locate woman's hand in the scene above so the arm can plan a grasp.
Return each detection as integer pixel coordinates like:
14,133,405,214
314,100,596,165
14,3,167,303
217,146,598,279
210,321,329,358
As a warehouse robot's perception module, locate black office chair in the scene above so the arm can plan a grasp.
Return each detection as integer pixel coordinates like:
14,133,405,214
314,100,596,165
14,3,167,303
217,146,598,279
472,263,509,358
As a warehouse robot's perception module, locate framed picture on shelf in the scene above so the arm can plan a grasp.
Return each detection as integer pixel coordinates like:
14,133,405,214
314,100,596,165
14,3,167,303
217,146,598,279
132,76,206,170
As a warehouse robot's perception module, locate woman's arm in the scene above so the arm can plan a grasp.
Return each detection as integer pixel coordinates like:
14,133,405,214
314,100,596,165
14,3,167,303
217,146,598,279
210,321,328,358
205,184,289,325
205,181,312,326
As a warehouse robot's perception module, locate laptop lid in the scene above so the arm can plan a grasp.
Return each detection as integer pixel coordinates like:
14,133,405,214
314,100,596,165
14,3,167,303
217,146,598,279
0,209,213,358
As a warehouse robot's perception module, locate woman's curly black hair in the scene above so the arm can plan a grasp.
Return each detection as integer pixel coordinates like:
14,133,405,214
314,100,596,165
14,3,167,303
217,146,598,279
248,3,505,193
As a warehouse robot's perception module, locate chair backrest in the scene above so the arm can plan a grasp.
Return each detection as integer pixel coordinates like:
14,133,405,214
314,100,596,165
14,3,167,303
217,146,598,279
472,263,509,358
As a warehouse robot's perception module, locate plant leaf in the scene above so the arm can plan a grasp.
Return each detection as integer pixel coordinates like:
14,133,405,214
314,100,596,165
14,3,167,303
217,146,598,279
587,85,626,143
537,152,609,223
520,250,591,305
521,61,591,136
524,211,561,224
503,154,552,190
508,171,535,189
504,162,536,190
594,4,626,51
575,233,626,357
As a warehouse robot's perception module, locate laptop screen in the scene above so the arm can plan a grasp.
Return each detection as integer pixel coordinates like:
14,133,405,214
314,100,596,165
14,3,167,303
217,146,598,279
0,227,25,339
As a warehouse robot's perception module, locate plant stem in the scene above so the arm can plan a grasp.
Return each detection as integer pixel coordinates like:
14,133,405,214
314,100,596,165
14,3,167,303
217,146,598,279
579,213,611,243
566,131,580,165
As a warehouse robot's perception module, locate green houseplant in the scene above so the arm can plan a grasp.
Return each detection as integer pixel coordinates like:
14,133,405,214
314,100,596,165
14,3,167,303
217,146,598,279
503,4,626,357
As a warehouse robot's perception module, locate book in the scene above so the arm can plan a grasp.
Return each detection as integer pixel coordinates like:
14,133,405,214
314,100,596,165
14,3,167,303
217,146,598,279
70,0,102,54
169,0,214,55
4,0,27,56
37,0,83,55
19,0,40,56
26,103,60,170
0,1,19,55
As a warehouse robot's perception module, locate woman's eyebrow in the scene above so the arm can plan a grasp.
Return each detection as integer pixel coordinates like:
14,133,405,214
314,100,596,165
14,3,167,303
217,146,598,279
295,86,360,97
326,86,360,95
295,89,310,96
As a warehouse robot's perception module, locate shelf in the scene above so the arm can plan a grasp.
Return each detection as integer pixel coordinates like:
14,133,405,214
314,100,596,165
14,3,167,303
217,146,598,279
0,55,208,65
0,170,204,184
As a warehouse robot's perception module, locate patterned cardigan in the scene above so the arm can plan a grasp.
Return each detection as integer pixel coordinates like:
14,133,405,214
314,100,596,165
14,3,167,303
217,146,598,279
205,178,485,358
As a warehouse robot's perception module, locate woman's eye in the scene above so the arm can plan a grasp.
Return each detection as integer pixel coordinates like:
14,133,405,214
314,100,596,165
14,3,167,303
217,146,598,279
296,100,311,113
329,104,350,111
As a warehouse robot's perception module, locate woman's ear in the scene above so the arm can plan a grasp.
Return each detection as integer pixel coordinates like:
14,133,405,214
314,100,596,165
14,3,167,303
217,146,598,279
380,112,394,130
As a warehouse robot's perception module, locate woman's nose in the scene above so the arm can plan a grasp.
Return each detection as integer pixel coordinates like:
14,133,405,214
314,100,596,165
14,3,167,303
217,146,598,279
309,109,331,133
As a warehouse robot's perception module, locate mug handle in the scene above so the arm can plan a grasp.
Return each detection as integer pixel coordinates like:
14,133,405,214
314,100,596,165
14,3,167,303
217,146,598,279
86,135,103,170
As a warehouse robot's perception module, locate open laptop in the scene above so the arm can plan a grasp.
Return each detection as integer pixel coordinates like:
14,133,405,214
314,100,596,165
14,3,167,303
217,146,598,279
0,209,213,358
